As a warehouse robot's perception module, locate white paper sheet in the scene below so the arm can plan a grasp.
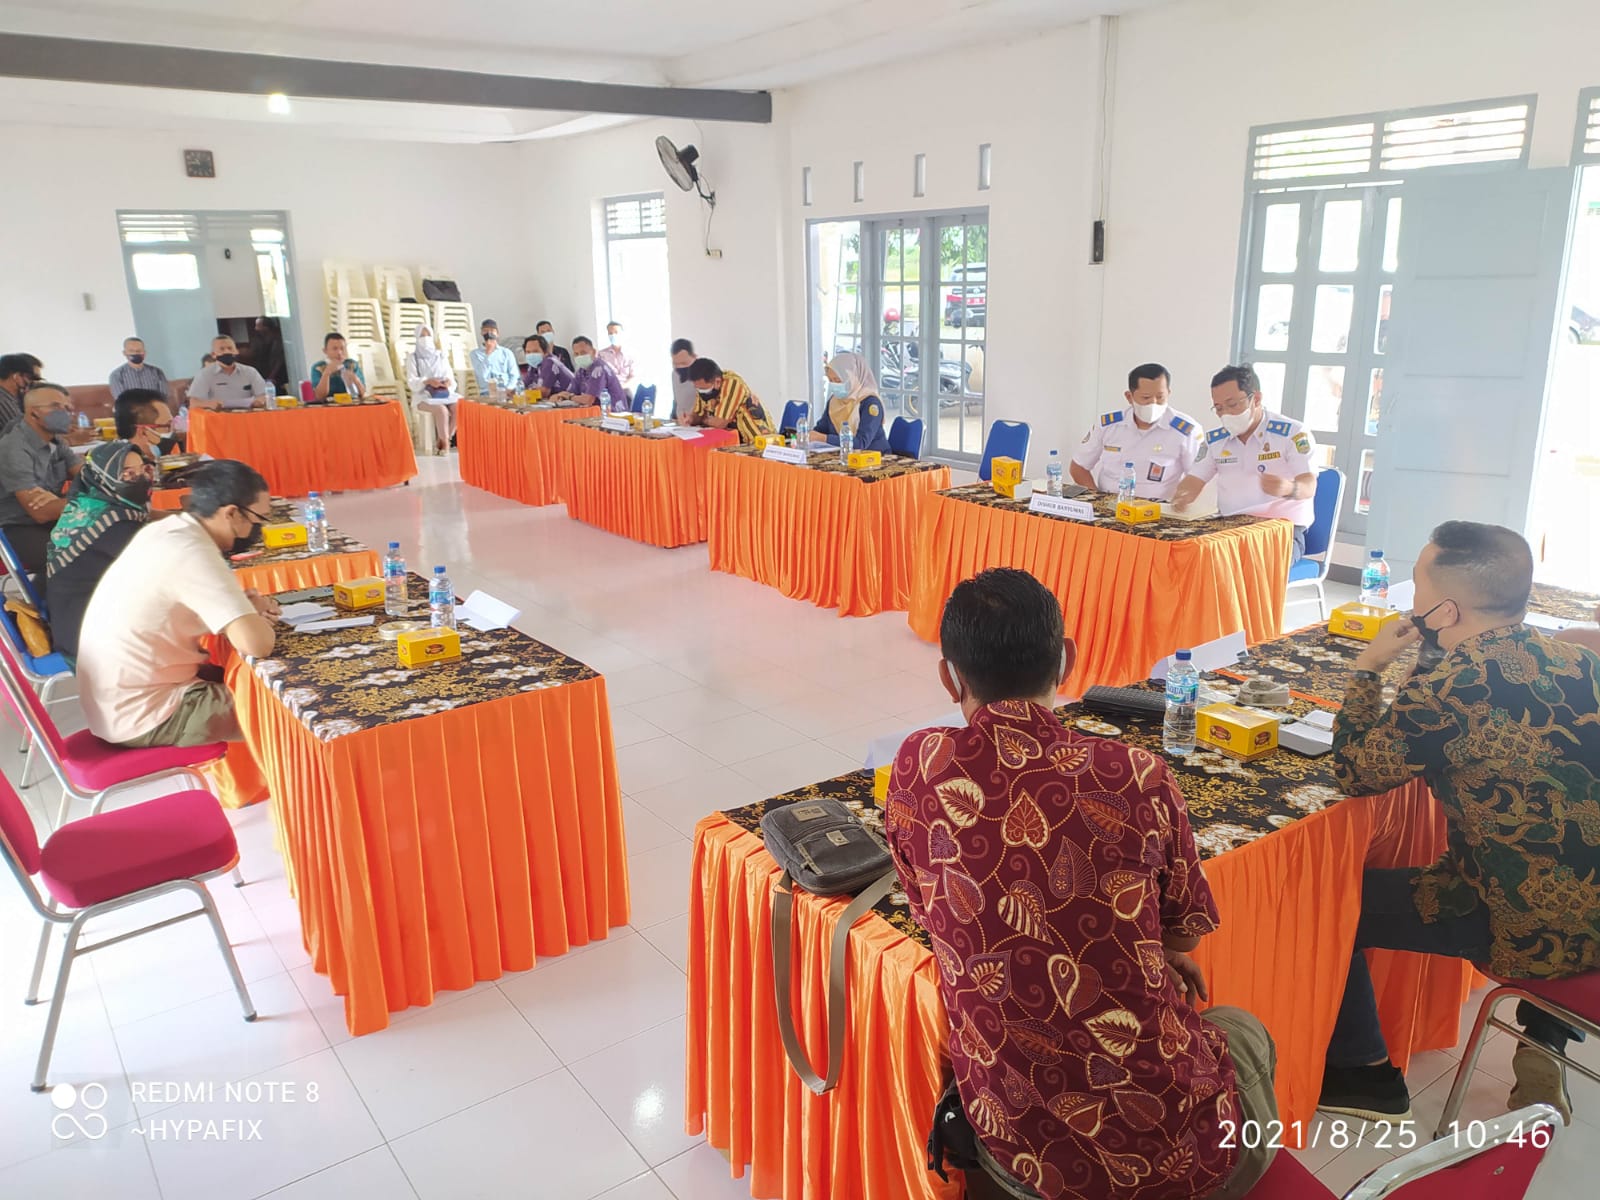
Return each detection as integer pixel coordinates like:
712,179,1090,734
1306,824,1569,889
864,708,966,769
457,590,521,631
294,616,375,633
1149,630,1248,680
668,427,705,440
279,602,336,624
1526,611,1577,632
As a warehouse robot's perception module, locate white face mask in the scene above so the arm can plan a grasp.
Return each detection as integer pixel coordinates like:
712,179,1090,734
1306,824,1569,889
608,334,621,347
1132,402,1167,425
416,335,434,352
1220,408,1258,437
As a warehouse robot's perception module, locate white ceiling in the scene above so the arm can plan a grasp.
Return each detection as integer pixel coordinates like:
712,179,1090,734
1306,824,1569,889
0,0,1169,142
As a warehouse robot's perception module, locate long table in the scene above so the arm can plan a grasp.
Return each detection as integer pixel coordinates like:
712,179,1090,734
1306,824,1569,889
907,485,1293,693
707,445,951,616
457,398,600,507
230,575,629,1035
190,402,417,497
558,418,739,547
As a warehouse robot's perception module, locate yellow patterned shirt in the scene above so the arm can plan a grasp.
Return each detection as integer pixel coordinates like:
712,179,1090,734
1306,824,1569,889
691,371,773,444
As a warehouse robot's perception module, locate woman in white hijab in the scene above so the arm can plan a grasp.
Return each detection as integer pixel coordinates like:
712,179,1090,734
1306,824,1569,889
405,325,459,453
811,350,890,453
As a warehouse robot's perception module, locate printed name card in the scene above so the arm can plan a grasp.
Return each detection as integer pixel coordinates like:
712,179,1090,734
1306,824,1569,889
600,416,632,432
761,445,809,466
1027,494,1096,521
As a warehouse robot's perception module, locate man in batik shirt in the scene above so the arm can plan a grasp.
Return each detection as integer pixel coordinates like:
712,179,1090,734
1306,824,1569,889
1323,521,1600,1126
885,568,1279,1200
685,357,773,445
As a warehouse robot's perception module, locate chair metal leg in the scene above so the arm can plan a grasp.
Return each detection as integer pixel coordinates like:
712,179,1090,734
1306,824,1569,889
230,865,246,888
1316,581,1327,621
191,884,256,1021
31,914,89,1091
25,900,58,1004
19,739,37,788
1435,989,1502,1137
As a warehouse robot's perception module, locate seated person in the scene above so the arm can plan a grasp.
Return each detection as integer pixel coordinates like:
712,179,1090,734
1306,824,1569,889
1557,604,1600,655
43,441,152,664
522,334,575,398
685,358,774,444
404,325,460,453
310,332,368,402
0,383,81,573
1322,521,1600,1125
469,328,519,394
885,567,1278,1200
114,387,176,458
810,351,889,453
535,320,574,371
77,459,280,748
554,336,628,412
109,337,171,401
0,352,43,432
1070,362,1203,500
188,336,270,410
596,321,637,398
670,338,697,421
1171,364,1317,559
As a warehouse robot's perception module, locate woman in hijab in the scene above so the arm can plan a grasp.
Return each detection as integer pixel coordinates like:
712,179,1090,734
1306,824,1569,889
43,440,153,664
811,350,890,453
405,325,461,453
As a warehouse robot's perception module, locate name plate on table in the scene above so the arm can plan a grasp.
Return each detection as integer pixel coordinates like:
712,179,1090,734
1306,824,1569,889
1027,494,1096,521
761,445,809,466
600,416,632,432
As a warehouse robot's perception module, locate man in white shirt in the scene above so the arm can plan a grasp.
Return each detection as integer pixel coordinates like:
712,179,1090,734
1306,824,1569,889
1173,363,1319,559
77,459,280,747
596,321,637,398
469,328,519,394
188,336,270,411
1069,362,1203,501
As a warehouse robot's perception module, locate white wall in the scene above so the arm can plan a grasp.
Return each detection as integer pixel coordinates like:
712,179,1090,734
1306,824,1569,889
0,125,526,384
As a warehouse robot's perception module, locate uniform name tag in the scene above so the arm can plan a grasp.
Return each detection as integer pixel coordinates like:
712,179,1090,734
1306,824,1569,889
1028,494,1096,521
761,445,808,466
1258,451,1282,461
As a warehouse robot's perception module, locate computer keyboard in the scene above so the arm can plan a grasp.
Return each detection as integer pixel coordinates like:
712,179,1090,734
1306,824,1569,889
1081,686,1168,720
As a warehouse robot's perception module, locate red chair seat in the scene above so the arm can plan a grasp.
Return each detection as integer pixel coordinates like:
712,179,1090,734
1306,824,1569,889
1246,1152,1333,1199
58,731,226,794
39,790,238,908
1506,971,1600,1023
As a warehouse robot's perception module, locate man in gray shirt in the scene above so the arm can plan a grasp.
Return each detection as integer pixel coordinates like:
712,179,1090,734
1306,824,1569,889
109,337,172,400
0,353,43,434
188,335,269,411
0,383,81,573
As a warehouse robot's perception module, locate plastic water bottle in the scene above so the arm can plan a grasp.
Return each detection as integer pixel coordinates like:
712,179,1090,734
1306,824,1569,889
1163,650,1199,756
304,491,328,553
1360,550,1390,607
265,382,277,408
76,410,91,431
1118,461,1138,504
429,565,456,631
839,423,853,464
383,541,407,617
1046,450,1064,496
639,389,654,422
796,409,810,447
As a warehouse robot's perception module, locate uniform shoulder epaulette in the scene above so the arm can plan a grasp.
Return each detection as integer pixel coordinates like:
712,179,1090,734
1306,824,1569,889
1265,418,1293,436
1100,410,1124,427
1168,414,1196,436
1206,427,1231,444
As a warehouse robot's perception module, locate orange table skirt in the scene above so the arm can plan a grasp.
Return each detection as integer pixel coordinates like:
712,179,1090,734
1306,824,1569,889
907,494,1293,693
151,488,188,512
458,400,600,507
559,423,739,548
227,661,630,1035
190,404,417,498
707,454,952,617
686,784,1472,1200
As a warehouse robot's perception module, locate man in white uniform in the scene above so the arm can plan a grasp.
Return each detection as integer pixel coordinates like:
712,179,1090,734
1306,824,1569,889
1069,362,1203,501
1173,363,1319,559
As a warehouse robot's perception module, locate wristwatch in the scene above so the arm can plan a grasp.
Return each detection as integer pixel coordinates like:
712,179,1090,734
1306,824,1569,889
1352,669,1381,683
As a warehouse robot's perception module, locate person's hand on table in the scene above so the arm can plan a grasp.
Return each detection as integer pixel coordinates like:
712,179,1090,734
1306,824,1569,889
1163,948,1208,1006
1354,618,1420,675
703,415,733,431
245,588,282,621
1259,473,1296,498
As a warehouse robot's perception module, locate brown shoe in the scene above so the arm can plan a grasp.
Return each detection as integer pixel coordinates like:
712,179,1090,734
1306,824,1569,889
1509,1043,1573,1125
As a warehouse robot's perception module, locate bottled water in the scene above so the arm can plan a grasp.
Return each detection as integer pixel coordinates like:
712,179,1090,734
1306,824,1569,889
1360,549,1390,607
304,491,328,553
796,409,810,447
639,388,654,422
1045,450,1064,496
77,410,91,431
265,382,277,408
429,566,456,631
1163,650,1199,756
383,541,407,617
1118,461,1138,505
839,422,853,464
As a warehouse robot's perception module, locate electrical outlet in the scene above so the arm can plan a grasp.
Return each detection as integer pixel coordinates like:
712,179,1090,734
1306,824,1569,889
82,292,94,311
706,249,723,259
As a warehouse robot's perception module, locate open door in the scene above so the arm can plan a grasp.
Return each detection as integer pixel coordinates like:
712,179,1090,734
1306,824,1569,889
1369,167,1579,579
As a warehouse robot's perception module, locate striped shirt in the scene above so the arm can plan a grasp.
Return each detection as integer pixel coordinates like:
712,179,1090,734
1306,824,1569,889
109,362,172,400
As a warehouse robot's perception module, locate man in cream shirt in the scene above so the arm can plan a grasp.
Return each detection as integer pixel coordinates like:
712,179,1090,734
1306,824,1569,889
77,460,280,747
1069,362,1203,500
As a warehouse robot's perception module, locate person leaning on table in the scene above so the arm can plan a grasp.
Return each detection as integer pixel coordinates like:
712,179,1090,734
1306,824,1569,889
188,336,269,411
1070,361,1204,500
521,334,574,397
684,358,773,444
76,459,280,749
810,350,889,453
310,331,368,402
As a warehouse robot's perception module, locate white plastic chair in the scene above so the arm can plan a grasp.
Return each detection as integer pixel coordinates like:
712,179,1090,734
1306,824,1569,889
371,265,419,305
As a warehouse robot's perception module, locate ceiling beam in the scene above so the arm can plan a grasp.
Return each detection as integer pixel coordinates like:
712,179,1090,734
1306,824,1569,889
0,34,771,124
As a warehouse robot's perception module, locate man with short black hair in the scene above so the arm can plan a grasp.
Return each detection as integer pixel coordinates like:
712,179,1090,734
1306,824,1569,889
114,388,175,458
0,383,82,572
596,320,636,397
556,336,628,412
188,336,269,410
535,320,574,371
0,352,43,432
469,326,519,394
109,337,171,401
311,332,367,401
670,338,696,420
77,459,279,748
1320,521,1600,1125
885,568,1279,1200
1070,362,1204,500
684,357,773,444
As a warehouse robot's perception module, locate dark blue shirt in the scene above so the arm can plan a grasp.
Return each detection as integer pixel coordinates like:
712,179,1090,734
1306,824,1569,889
815,395,889,454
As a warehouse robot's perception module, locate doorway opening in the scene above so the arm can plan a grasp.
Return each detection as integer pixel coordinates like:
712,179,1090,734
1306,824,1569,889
598,194,671,396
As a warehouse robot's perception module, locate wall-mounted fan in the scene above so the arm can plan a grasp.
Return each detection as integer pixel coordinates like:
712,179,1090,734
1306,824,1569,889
656,136,716,210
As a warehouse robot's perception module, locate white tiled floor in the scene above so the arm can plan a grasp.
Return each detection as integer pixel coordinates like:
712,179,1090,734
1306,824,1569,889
2,456,1586,1198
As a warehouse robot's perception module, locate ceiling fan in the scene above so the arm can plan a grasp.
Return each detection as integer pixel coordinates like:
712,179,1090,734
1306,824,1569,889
656,136,716,211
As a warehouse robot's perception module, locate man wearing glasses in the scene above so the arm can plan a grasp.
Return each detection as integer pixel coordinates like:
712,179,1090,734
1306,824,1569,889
0,382,83,573
1172,363,1319,560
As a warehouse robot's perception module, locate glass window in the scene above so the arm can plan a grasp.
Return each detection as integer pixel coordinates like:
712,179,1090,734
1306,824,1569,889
1261,204,1299,272
1366,369,1383,436
1254,285,1294,351
1318,200,1363,271
1355,448,1376,513
130,252,200,291
1373,285,1393,355
1381,197,1402,273
1311,285,1354,353
1253,362,1287,412
1305,365,1345,433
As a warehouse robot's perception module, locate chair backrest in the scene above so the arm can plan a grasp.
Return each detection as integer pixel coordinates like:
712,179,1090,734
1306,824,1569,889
1302,467,1347,560
0,603,65,678
0,527,46,612
889,416,925,458
1346,1105,1558,1199
631,384,658,414
780,400,810,433
0,638,68,761
0,761,42,877
978,420,1031,482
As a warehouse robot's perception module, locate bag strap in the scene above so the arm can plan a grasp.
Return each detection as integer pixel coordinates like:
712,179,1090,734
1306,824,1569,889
770,867,899,1095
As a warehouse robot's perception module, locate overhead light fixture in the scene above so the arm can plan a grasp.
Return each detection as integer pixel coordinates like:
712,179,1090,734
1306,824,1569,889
266,92,291,115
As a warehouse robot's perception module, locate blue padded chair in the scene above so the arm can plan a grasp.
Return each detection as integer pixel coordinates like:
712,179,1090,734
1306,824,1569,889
0,529,46,618
888,417,925,459
630,384,658,415
1286,467,1346,619
977,421,1031,482
779,400,811,434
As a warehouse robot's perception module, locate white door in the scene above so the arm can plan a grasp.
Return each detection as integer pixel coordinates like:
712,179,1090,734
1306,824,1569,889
1369,167,1579,579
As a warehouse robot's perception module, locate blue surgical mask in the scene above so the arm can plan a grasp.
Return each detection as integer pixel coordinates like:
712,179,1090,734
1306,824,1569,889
826,381,849,400
529,354,545,366
574,354,594,369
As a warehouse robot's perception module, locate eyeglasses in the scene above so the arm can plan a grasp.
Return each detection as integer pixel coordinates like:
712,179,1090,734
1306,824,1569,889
140,423,174,434
240,506,273,525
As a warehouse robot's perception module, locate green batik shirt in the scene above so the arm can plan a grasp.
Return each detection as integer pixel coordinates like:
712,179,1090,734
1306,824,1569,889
1331,624,1600,979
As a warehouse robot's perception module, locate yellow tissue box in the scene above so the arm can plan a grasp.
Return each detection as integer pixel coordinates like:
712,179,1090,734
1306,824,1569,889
1116,499,1161,524
276,394,298,409
847,450,882,470
261,522,308,549
991,456,1023,489
1197,703,1279,761
396,628,462,669
332,393,355,405
873,765,891,806
333,577,386,610
1327,602,1400,642
996,477,1033,500
753,434,787,452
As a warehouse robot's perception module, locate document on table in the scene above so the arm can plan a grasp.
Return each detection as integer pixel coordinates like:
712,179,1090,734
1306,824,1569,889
1526,611,1580,632
668,427,706,440
457,590,520,631
279,602,336,625
294,616,376,633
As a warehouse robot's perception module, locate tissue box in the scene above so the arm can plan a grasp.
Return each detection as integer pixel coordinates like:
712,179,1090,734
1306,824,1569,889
275,394,298,409
1116,499,1161,524
873,765,891,806
991,456,1023,490
1197,703,1279,761
332,393,355,406
396,628,461,668
1327,602,1400,642
753,434,785,452
261,522,308,549
847,450,882,470
996,477,1033,500
333,577,386,610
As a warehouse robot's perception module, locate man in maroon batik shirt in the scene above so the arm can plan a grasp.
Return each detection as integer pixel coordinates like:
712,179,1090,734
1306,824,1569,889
885,569,1279,1200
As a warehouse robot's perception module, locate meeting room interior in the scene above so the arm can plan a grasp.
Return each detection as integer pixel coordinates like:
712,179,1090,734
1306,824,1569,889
1,1,1599,1198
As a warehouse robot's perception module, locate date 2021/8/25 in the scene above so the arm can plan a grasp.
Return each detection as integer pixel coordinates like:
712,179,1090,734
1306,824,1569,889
1218,1117,1554,1152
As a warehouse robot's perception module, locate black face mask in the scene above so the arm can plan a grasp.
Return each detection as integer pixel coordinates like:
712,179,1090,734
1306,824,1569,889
217,353,238,366
155,435,178,456
230,521,264,556
117,477,153,507
675,367,691,383
128,354,145,365
1411,600,1453,668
